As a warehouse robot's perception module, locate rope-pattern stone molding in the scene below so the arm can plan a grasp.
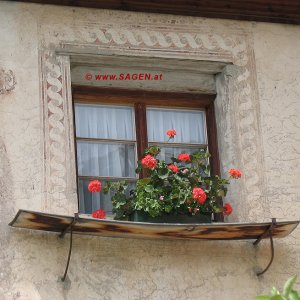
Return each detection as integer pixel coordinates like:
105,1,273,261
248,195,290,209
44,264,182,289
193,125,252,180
40,51,77,214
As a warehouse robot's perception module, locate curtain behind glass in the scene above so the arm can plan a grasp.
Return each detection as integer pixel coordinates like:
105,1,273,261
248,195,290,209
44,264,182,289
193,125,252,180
75,104,136,214
147,108,206,144
77,142,136,177
147,108,207,163
75,104,135,140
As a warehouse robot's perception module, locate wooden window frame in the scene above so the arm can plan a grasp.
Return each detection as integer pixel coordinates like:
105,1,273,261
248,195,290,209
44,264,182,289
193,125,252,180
72,85,223,221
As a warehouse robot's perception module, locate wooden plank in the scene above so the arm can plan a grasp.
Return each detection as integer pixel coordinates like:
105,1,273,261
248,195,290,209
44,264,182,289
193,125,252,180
10,0,300,25
9,210,299,241
72,86,215,108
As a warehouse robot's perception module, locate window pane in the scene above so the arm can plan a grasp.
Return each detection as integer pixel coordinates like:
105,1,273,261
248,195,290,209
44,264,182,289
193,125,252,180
157,146,205,164
75,104,135,140
79,179,136,214
147,108,206,144
77,141,136,177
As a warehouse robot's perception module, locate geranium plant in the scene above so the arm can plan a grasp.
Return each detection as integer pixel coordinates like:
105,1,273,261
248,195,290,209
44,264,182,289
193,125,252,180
89,130,241,221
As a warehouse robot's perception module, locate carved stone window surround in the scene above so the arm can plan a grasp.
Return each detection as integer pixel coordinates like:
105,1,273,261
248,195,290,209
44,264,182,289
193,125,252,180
39,24,268,222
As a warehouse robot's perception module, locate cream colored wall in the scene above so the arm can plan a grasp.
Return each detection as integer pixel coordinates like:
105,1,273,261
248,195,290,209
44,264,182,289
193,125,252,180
0,2,299,299
253,22,300,285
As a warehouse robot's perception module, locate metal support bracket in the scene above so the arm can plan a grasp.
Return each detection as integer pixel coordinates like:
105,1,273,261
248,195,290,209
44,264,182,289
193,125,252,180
59,213,79,282
253,218,277,276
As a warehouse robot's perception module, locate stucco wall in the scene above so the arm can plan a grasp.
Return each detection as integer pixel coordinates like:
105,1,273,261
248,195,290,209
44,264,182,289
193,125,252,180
0,2,299,299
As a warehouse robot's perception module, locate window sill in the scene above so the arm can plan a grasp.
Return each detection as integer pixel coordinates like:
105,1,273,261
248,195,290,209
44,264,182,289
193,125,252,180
10,209,298,241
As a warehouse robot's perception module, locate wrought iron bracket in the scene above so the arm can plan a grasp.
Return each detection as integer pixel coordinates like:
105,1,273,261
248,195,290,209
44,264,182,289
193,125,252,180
253,218,277,276
59,213,79,282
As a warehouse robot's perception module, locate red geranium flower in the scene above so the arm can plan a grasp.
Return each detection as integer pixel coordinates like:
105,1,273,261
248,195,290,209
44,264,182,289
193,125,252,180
168,164,179,173
178,153,191,162
141,154,157,169
91,209,106,219
223,203,233,216
228,169,242,179
192,187,207,204
166,129,177,139
88,180,102,192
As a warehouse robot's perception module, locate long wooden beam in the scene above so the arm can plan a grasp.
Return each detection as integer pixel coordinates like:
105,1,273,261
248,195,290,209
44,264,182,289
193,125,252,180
9,210,299,241
10,0,300,25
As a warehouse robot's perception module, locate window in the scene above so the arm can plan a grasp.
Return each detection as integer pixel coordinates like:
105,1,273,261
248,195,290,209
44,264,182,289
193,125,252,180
73,87,220,216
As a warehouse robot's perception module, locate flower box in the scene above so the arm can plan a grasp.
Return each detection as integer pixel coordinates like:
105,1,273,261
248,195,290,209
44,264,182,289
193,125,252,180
130,210,212,224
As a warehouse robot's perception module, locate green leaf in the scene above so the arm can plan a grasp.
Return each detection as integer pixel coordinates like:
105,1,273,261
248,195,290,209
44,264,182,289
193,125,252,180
270,296,285,300
289,291,300,300
213,206,222,213
283,276,298,298
139,178,151,186
135,161,143,174
271,287,280,296
257,296,272,300
157,169,169,179
164,205,172,213
217,189,225,197
145,145,160,156
103,184,110,194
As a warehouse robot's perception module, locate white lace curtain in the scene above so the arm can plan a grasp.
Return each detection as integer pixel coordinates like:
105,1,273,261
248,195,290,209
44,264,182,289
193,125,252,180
75,104,136,213
147,108,206,162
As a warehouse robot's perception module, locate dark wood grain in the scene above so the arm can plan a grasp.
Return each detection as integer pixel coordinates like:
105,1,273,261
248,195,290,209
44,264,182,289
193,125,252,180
134,102,148,178
72,86,215,108
10,0,300,25
206,100,224,222
206,101,220,177
9,210,300,241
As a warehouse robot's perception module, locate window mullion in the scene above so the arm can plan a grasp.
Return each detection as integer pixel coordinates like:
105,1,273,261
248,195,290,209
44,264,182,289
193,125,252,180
206,101,223,222
206,102,220,177
134,103,148,178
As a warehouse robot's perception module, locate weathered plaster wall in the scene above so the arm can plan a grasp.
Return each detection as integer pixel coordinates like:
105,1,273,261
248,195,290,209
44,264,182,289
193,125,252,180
0,2,299,299
253,23,300,286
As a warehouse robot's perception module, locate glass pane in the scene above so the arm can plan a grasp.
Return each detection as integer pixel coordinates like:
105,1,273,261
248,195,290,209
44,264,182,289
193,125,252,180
79,179,136,214
77,141,136,177
75,104,135,140
147,108,206,144
157,146,206,164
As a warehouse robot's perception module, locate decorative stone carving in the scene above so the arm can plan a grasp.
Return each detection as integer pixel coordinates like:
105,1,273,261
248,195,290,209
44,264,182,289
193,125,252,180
216,65,269,221
0,68,16,94
40,51,77,214
40,24,266,221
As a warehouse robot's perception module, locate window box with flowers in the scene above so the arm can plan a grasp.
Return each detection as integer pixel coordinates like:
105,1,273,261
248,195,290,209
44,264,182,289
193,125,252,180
88,130,241,224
